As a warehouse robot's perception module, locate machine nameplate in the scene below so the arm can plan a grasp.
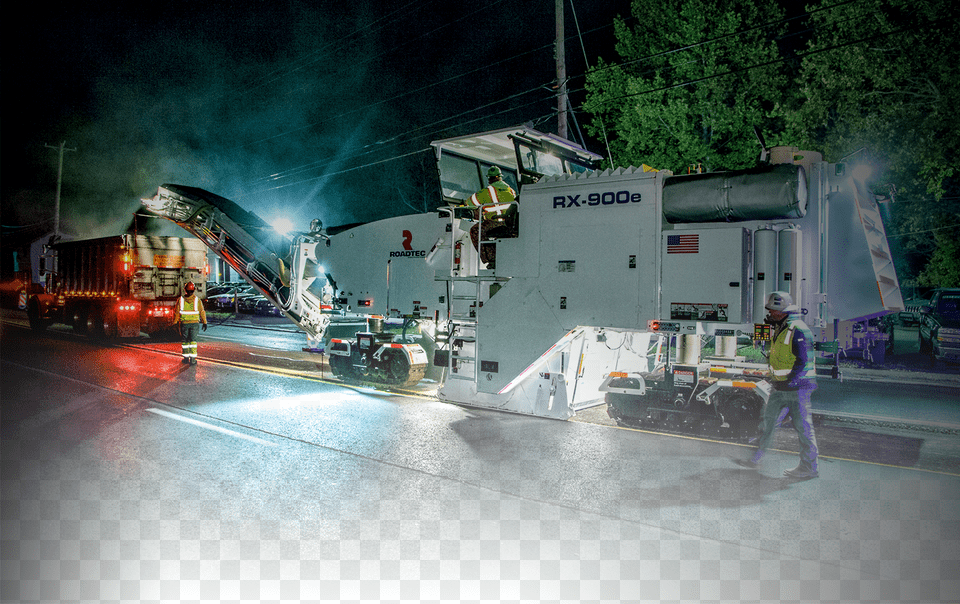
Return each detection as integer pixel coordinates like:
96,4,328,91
552,190,642,209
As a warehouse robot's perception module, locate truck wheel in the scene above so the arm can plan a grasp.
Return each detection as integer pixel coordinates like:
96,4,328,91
86,307,106,339
27,301,48,332
100,310,118,339
71,305,88,335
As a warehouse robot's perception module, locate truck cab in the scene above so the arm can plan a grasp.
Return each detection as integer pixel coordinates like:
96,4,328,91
918,288,960,365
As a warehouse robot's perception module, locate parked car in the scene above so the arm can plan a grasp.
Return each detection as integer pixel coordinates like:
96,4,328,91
210,286,258,311
918,288,960,366
254,296,283,317
238,294,261,314
204,285,235,300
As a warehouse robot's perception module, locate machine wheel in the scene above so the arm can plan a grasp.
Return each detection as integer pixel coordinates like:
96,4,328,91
329,354,350,378
722,391,764,442
386,350,411,383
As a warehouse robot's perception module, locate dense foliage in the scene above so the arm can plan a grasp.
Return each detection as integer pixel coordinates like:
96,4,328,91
583,0,960,287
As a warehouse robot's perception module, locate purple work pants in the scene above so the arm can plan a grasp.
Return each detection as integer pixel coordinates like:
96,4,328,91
750,385,818,471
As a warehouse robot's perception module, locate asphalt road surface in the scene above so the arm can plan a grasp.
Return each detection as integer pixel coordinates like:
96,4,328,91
2,315,958,603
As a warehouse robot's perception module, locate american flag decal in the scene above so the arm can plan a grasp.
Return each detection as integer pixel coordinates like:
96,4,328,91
667,234,699,254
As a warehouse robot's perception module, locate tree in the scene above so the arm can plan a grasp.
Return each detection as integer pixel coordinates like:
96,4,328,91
582,0,790,173
917,222,960,288
788,0,960,287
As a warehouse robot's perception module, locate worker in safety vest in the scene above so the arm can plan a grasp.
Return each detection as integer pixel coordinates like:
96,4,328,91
463,166,517,268
174,281,207,365
735,291,819,479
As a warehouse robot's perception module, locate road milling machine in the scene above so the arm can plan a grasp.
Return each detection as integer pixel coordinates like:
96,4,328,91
142,125,903,431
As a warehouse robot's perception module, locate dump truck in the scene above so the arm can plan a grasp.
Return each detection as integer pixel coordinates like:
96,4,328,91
26,234,208,338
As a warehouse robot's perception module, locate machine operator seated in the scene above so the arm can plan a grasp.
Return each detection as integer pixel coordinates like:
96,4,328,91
460,166,518,268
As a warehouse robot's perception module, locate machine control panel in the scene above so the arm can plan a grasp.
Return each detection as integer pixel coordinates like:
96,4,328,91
648,320,681,333
753,323,772,341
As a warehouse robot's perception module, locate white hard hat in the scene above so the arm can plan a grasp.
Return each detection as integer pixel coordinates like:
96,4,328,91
765,291,796,312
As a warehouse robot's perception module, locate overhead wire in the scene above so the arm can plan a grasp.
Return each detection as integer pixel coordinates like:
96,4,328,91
230,0,438,98
240,0,935,198
249,0,820,181
237,0,519,153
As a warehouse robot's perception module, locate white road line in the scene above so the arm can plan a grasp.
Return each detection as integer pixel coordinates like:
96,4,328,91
147,407,277,446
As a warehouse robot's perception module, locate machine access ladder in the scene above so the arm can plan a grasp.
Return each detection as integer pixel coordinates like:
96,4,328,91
435,208,508,385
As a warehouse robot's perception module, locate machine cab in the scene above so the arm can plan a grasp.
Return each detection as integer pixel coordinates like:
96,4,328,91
430,125,604,207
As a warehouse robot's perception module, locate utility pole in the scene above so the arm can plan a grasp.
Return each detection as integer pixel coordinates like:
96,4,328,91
556,0,567,139
45,141,76,239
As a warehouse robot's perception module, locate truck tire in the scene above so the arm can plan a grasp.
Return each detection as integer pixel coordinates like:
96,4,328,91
71,304,89,335
27,300,48,332
86,305,106,339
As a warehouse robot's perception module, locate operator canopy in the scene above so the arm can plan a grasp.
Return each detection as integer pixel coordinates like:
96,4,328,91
431,125,604,205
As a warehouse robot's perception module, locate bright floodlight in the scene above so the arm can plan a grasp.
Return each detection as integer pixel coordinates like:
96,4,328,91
852,164,873,182
271,217,295,236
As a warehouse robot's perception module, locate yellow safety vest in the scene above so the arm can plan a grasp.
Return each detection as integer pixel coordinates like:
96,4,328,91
178,296,204,324
768,316,815,383
769,325,798,380
466,181,517,221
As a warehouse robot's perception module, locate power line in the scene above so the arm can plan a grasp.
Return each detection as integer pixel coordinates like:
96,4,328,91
231,0,438,99
241,0,948,198
242,0,858,184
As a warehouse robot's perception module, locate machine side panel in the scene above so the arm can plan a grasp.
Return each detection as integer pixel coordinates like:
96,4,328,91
320,213,448,318
475,170,663,394
660,228,750,325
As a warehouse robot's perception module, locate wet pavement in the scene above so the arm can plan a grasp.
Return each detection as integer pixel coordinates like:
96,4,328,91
2,311,959,602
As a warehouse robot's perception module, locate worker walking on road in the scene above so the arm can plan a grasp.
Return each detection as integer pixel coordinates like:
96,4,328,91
735,291,819,479
174,281,207,365
463,166,517,268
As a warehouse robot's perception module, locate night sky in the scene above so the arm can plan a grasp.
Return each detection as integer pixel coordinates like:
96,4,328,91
3,0,626,239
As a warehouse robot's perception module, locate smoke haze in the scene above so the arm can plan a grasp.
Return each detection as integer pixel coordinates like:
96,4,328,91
3,0,620,241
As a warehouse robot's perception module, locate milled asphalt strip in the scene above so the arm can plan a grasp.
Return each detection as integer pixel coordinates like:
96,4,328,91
6,318,958,448
0,357,890,582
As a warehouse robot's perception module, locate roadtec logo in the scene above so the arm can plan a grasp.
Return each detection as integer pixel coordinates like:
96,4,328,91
553,190,642,208
390,229,426,258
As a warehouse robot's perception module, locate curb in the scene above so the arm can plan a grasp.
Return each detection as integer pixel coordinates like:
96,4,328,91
838,367,960,388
